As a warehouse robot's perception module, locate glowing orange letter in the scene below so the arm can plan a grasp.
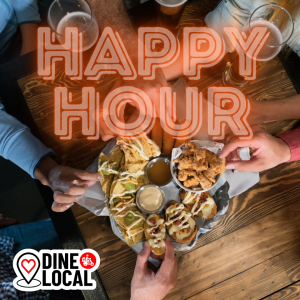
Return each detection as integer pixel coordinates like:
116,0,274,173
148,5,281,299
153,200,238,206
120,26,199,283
85,27,137,80
183,27,225,80
38,27,82,80
54,87,100,140
138,27,179,80
207,87,252,140
223,26,269,80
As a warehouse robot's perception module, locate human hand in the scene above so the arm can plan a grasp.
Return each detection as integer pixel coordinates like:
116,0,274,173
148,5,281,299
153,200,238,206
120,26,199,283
35,157,102,212
219,126,291,172
131,238,177,300
0,214,18,229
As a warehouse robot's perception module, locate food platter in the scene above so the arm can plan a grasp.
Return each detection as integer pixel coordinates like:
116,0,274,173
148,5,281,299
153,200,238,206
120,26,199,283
97,136,231,253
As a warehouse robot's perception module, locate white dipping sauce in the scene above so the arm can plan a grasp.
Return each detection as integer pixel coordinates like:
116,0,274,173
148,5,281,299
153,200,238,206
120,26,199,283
139,187,162,211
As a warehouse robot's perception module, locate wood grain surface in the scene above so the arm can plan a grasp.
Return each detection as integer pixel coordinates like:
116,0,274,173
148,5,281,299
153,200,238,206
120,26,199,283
264,282,300,300
16,0,300,299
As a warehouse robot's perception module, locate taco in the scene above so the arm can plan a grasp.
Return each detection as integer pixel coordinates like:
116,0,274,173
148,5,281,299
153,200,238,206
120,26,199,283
118,161,149,189
144,214,166,255
180,190,217,219
114,203,146,246
98,146,124,200
116,136,160,164
109,178,139,209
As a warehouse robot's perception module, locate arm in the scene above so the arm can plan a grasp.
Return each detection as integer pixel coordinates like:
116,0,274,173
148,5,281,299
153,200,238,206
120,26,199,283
35,156,101,212
12,0,40,55
250,94,300,125
0,105,54,178
131,238,177,300
277,127,300,162
0,105,101,212
19,23,38,55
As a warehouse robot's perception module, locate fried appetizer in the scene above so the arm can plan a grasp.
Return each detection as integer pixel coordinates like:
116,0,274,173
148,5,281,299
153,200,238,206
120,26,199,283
114,203,146,246
151,118,163,151
165,200,197,243
210,158,226,175
144,214,166,255
172,142,226,190
180,190,217,219
197,172,213,190
204,149,218,164
162,130,175,155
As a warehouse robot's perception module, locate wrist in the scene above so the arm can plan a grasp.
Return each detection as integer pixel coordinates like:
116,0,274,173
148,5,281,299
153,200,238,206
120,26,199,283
277,137,291,163
34,156,58,186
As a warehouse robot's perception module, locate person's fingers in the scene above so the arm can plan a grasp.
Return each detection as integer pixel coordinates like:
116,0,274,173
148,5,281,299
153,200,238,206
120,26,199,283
66,184,88,196
150,252,165,261
220,139,256,159
53,191,81,204
72,170,102,182
225,158,264,172
156,238,175,281
231,148,242,161
75,179,101,187
134,241,151,277
168,254,177,289
225,132,235,144
51,201,74,212
164,238,175,258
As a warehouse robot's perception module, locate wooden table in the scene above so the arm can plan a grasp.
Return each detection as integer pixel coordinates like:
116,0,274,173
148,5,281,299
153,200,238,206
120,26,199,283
1,0,300,299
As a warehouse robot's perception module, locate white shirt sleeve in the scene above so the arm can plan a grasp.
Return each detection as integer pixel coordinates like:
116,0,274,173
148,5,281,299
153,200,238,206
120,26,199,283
0,104,54,178
12,0,40,25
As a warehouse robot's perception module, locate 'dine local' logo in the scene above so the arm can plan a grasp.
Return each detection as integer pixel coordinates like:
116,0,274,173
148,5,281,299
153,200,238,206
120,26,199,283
13,249,100,291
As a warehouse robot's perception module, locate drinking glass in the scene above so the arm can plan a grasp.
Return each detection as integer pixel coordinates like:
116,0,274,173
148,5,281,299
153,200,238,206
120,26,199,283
222,3,294,88
153,0,187,35
48,0,99,51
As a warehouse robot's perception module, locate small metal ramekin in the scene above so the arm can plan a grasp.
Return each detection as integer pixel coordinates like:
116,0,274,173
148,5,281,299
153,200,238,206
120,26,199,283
136,184,166,214
145,157,173,187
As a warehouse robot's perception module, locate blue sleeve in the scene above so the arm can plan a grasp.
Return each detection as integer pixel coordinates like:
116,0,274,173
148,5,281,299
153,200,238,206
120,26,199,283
12,0,40,25
0,104,54,178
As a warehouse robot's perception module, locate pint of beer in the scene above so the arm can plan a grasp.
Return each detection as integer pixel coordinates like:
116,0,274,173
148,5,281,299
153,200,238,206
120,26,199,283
154,0,187,33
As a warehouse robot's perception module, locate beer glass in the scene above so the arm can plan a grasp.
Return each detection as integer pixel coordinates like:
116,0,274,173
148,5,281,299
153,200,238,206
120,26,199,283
153,0,187,34
222,4,294,88
48,0,99,51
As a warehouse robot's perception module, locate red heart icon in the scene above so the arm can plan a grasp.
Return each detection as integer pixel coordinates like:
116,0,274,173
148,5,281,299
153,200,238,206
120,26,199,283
21,259,36,274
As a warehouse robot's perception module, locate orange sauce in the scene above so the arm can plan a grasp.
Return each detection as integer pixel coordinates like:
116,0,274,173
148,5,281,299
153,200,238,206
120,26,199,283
147,160,172,186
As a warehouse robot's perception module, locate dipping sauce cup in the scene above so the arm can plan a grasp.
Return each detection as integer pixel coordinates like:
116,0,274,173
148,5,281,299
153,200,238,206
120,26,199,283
146,157,173,187
136,185,166,214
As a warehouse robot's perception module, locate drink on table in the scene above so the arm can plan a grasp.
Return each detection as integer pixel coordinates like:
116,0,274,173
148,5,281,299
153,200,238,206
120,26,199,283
48,0,99,51
222,4,293,88
153,0,187,34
